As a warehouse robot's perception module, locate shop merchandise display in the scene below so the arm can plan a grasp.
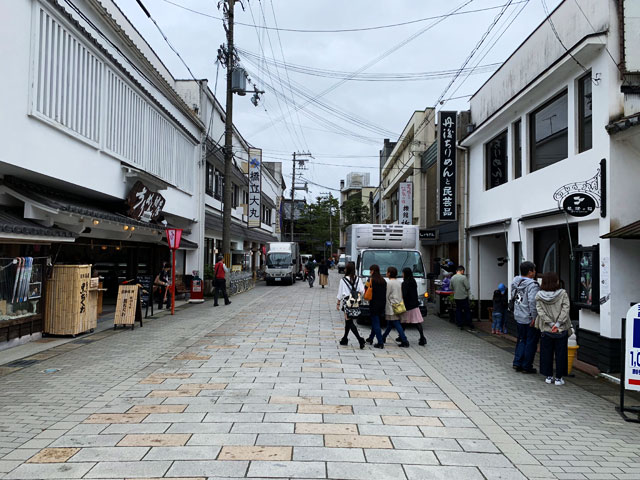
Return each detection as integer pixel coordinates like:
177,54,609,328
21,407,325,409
0,257,41,320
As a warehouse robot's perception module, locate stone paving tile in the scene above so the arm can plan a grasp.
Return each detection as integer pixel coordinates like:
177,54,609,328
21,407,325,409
218,445,292,461
127,404,187,414
324,434,392,449
404,465,484,480
84,460,171,478
166,459,249,478
326,461,406,480
67,446,149,462
117,433,190,447
255,433,324,447
295,423,358,435
25,447,79,463
84,413,148,424
293,446,365,462
5,462,96,479
247,460,326,479
298,404,352,414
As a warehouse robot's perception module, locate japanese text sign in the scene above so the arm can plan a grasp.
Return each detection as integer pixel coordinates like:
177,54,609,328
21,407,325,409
398,182,413,225
127,181,165,222
248,148,262,228
625,304,640,391
166,228,182,250
437,111,457,221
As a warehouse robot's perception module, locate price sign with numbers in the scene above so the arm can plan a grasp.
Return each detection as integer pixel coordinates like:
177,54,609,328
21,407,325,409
625,303,640,391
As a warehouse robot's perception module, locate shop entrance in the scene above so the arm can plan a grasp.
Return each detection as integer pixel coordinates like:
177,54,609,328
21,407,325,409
534,224,578,320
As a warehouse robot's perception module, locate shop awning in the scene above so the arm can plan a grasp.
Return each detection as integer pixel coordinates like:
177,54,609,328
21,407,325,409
601,220,640,239
0,208,76,243
205,211,277,245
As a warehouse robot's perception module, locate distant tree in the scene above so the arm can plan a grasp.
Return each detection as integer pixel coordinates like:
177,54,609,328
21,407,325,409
297,195,340,257
341,195,369,231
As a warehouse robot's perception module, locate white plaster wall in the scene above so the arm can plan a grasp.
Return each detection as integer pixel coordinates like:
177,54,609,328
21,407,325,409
609,240,640,337
476,235,509,301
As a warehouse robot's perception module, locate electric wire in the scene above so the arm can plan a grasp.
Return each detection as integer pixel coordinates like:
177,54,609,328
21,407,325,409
540,0,589,73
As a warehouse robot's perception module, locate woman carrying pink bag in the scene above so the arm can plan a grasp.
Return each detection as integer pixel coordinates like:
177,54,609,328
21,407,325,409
401,267,427,346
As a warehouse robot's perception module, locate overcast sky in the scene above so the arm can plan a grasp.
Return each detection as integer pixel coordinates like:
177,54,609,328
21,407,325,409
115,0,562,201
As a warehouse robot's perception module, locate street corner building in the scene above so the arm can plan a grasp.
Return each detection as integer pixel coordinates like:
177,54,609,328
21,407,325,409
0,0,284,347
459,0,640,373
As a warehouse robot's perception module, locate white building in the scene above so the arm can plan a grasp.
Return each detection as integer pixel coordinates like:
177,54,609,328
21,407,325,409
461,0,639,372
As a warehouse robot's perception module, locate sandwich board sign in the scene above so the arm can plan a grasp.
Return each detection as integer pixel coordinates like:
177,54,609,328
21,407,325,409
625,303,640,391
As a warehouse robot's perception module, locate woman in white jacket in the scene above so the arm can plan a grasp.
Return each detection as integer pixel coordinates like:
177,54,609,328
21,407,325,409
336,261,366,349
535,272,572,385
381,266,409,348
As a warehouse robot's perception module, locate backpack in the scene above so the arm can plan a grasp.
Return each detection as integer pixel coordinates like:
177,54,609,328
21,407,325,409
343,277,361,308
508,280,525,313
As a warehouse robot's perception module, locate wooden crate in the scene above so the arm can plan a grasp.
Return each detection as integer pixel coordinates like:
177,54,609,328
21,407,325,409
44,265,97,335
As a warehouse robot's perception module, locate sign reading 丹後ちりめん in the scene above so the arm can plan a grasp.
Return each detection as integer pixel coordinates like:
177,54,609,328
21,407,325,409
625,304,640,391
127,181,165,222
398,182,413,225
438,111,457,221
248,148,262,228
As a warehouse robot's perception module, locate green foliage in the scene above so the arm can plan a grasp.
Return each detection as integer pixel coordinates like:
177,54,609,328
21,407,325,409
341,195,369,231
296,195,340,257
203,264,215,280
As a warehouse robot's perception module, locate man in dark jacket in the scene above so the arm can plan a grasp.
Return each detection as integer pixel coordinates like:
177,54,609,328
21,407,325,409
512,261,540,373
305,259,316,287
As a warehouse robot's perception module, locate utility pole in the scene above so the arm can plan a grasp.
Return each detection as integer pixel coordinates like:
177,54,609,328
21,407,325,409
320,191,334,262
221,0,235,267
290,152,312,243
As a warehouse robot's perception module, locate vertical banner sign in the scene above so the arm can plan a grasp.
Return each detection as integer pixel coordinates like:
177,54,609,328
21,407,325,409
248,148,262,228
625,304,640,391
165,228,182,316
275,196,282,234
437,111,457,221
398,182,413,225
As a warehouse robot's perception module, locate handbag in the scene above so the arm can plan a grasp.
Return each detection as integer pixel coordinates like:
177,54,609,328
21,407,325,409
392,301,406,315
364,281,372,301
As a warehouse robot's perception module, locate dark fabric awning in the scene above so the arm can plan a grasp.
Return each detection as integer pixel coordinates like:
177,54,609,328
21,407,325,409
0,208,76,242
601,220,640,239
160,236,198,250
1,176,160,230
205,211,277,244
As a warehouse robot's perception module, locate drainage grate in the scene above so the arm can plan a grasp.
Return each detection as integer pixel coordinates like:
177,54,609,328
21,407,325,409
5,359,39,368
71,338,95,344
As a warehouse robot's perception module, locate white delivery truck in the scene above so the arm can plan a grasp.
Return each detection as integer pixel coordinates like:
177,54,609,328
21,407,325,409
265,242,300,285
345,224,428,317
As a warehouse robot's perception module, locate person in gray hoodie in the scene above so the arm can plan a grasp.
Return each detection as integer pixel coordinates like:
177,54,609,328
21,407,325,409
511,261,540,373
535,272,572,385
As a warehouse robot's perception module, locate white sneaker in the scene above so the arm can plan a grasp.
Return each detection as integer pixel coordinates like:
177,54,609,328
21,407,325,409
555,378,565,386
545,376,554,384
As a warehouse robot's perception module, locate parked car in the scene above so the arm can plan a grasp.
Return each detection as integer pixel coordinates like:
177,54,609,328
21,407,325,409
337,254,349,274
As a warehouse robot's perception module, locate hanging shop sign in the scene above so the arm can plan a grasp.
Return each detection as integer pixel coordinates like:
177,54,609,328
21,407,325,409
625,303,640,392
437,111,457,221
420,229,437,240
275,196,282,234
248,148,262,228
126,181,166,222
553,168,601,218
398,182,413,225
486,131,508,189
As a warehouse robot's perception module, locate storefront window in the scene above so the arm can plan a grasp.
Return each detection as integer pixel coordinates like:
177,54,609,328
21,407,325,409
578,73,592,153
0,257,44,322
530,91,568,172
485,130,508,190
205,163,214,196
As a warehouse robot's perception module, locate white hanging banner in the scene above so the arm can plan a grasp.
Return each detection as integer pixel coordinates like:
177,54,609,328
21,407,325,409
399,182,413,225
247,148,262,228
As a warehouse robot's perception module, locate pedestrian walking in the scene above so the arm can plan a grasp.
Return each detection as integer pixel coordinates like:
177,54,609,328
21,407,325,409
451,266,474,331
381,266,409,348
318,259,329,288
305,258,316,287
154,263,171,310
511,261,540,373
492,283,508,334
336,261,365,348
213,255,231,307
365,264,386,348
401,267,427,346
535,272,572,385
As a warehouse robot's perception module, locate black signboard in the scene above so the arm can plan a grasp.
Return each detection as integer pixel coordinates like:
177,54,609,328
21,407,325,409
137,274,154,318
572,245,599,312
127,181,165,222
486,131,508,190
438,111,457,221
420,229,437,240
563,193,596,217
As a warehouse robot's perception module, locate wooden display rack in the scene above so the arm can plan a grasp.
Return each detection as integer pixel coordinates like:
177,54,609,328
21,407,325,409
114,284,143,330
44,265,97,336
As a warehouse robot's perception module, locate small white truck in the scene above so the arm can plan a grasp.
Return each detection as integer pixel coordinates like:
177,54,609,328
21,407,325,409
345,224,428,317
265,242,300,285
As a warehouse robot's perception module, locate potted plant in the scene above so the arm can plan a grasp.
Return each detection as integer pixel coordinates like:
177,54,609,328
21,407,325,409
203,264,215,296
444,295,456,323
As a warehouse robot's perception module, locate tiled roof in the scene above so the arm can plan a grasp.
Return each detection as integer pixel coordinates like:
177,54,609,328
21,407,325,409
605,112,640,135
0,208,76,239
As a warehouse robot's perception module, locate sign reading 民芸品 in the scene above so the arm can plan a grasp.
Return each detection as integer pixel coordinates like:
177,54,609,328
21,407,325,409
248,148,262,229
625,304,640,391
398,182,413,225
437,111,457,221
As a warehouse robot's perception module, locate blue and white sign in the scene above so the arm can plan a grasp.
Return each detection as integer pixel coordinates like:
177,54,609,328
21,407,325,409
625,303,640,391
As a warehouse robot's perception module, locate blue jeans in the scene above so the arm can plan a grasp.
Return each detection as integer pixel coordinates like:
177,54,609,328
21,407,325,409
455,298,472,328
382,319,407,343
367,315,384,344
492,312,506,333
513,322,539,370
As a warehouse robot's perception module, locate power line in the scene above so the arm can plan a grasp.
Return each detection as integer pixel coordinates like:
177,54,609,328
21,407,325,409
157,0,528,34
540,0,588,74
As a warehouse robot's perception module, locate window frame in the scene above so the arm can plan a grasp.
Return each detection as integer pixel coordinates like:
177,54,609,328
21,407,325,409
513,120,522,179
205,163,214,196
578,71,593,153
484,129,509,191
529,90,569,172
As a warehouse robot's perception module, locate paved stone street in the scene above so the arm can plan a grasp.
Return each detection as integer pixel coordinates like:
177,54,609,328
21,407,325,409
1,271,640,479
